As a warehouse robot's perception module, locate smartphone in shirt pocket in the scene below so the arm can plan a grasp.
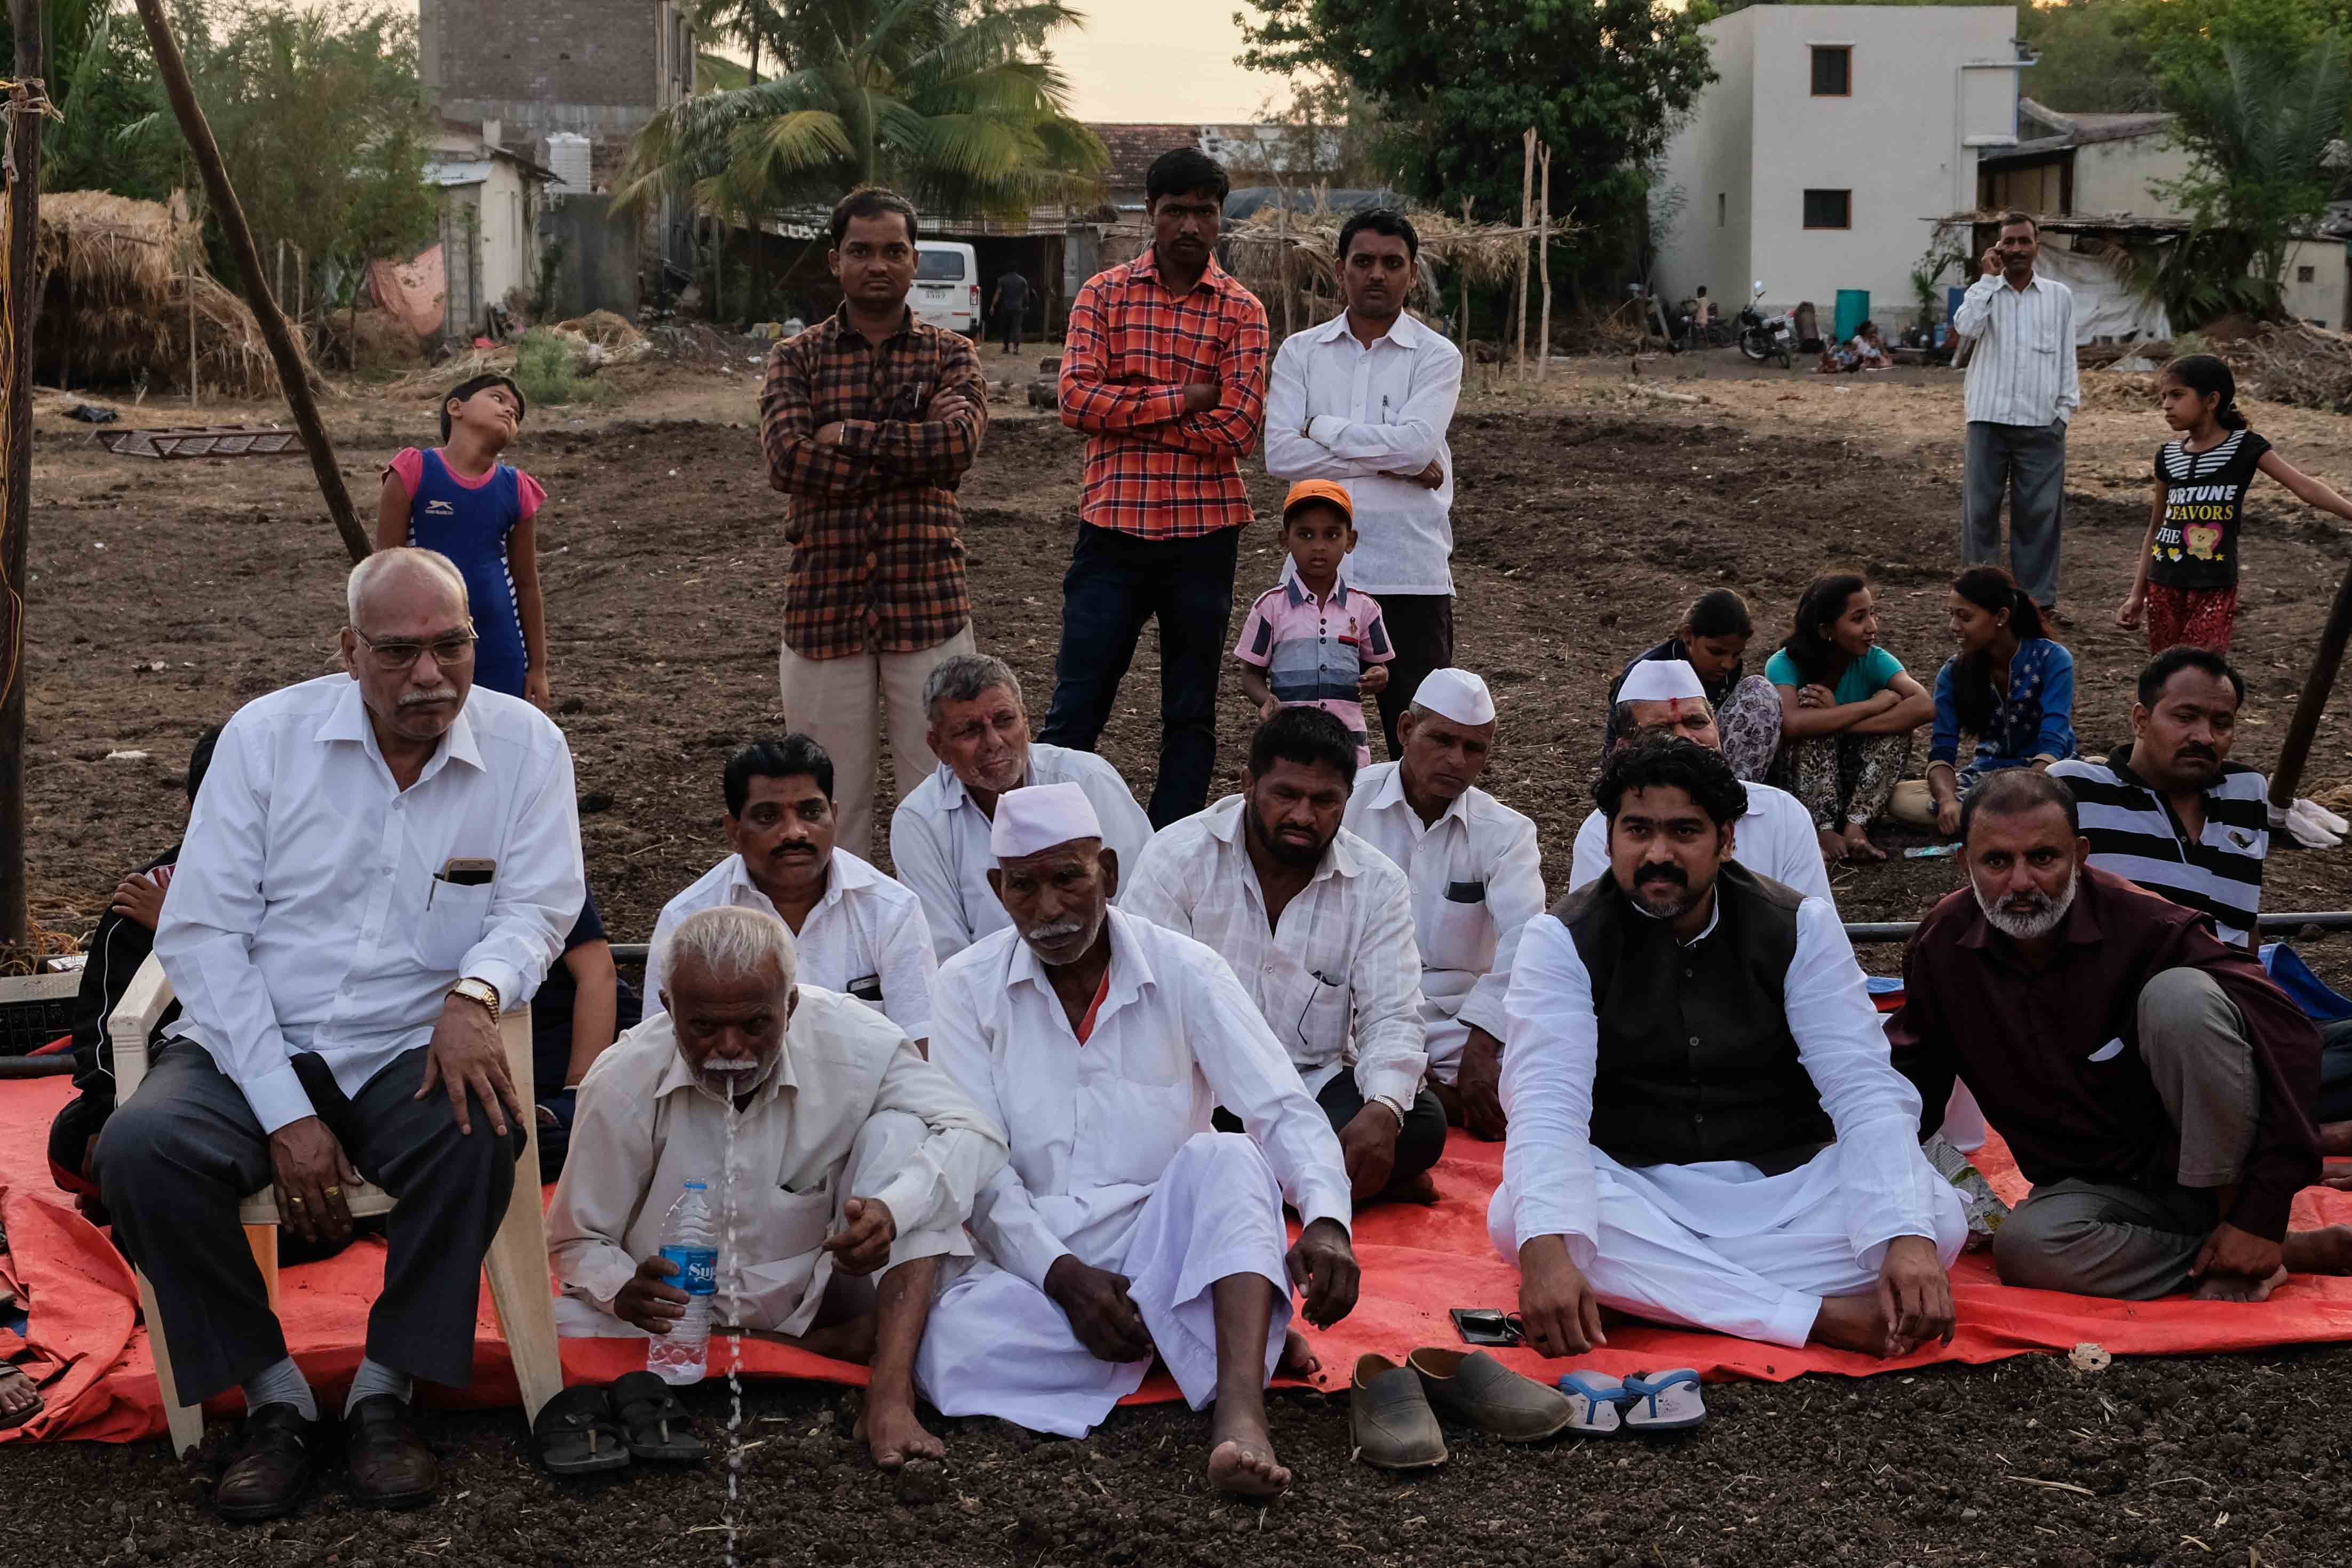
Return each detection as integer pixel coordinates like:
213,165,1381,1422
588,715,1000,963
420,857,495,970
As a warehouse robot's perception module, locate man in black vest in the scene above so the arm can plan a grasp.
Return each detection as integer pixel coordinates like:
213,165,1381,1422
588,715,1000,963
1490,739,1966,1359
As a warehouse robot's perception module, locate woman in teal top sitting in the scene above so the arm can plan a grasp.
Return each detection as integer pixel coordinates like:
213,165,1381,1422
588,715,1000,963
1766,571,1935,863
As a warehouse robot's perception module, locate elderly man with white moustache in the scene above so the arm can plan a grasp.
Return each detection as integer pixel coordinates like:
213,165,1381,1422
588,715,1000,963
1342,669,1544,1142
891,653,1154,961
547,905,1006,1470
916,784,1361,1498
1569,659,1833,905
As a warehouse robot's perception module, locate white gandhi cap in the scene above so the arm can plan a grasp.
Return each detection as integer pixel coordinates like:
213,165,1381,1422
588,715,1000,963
1412,667,1496,726
1616,659,1709,705
989,781,1105,859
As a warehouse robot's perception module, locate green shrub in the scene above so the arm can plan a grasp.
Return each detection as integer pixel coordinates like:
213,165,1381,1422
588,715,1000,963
514,328,582,406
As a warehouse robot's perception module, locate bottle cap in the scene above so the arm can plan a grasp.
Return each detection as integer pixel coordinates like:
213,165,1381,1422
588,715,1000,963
684,1180,708,1191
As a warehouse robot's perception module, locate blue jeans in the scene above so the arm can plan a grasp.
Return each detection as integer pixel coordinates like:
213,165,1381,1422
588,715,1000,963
1040,523,1242,827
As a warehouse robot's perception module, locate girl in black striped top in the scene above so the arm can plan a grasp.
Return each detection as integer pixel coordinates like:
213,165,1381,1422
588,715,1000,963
2119,353,2352,653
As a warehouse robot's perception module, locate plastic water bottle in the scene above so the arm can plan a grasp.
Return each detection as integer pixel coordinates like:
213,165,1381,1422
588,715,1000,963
646,1180,717,1384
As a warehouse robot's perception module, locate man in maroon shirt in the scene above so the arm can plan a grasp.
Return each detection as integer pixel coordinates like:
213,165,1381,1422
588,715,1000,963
1889,769,2350,1300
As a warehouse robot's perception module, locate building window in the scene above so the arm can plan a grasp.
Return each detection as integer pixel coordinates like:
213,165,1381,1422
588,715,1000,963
1802,189,1852,229
1811,46,1851,97
2299,264,2318,283
1718,193,1727,228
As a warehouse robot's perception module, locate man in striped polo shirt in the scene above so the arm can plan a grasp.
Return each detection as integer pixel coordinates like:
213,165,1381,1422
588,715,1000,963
2048,647,2265,950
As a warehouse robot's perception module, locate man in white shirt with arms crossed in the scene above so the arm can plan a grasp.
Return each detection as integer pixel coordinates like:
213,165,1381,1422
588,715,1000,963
98,548,584,1519
1954,212,2080,616
1264,206,1463,758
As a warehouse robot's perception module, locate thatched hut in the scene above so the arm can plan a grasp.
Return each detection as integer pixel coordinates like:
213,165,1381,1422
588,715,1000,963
33,190,290,398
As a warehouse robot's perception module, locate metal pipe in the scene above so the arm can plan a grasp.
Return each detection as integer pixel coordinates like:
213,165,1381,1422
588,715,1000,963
609,910,2352,965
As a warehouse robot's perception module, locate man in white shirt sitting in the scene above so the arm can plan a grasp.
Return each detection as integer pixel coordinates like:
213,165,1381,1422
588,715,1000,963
891,653,1153,961
1496,739,1965,1362
644,735,935,1052
96,548,585,1519
547,906,1005,1469
916,785,1358,1495
1341,668,1543,1143
1126,707,1438,1205
1570,659,1833,906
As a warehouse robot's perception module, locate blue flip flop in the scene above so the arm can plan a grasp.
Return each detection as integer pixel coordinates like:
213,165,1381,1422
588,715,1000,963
1554,1370,1632,1435
1622,1368,1706,1432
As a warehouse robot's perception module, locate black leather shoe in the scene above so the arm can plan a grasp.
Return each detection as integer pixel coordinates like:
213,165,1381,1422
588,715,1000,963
346,1394,438,1509
215,1402,321,1522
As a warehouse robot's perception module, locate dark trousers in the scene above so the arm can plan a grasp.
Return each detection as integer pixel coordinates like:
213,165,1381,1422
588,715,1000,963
1213,1076,1447,1199
997,308,1024,354
1962,419,2067,609
96,1042,521,1405
1371,594,1456,760
2322,1016,2352,1123
1040,523,1241,827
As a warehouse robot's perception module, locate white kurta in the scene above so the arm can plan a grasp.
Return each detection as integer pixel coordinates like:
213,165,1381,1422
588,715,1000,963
889,744,1156,961
1569,780,1836,909
546,991,1006,1336
915,908,1352,1436
1490,898,1964,1348
1124,795,1428,1105
641,849,936,1039
1343,764,1545,1083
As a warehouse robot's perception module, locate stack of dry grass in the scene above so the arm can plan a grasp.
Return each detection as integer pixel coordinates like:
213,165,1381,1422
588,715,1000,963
33,190,291,398
555,311,644,348
2234,321,2352,415
1210,197,1579,331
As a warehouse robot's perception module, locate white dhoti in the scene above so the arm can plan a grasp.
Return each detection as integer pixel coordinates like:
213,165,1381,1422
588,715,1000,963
556,1110,967,1339
1489,1141,1968,1349
915,1132,1293,1438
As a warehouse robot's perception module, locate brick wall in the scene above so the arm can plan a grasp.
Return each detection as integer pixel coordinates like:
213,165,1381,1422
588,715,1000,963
420,0,663,116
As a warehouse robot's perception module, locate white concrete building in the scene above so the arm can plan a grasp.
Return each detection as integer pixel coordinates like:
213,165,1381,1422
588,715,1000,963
427,120,557,339
1656,5,2029,330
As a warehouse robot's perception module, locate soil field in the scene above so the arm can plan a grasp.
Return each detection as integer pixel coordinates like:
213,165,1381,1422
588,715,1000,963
11,356,2352,1564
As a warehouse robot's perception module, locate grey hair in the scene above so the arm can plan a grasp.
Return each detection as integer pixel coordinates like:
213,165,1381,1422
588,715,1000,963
924,652,1023,723
1610,696,1715,743
348,546,469,626
661,905,799,992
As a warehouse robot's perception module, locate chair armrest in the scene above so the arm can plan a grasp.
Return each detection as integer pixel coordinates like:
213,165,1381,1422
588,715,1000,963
108,955,177,1099
500,1003,535,1102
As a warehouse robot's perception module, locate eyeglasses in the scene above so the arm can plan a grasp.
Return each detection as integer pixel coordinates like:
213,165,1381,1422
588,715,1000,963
354,625,479,672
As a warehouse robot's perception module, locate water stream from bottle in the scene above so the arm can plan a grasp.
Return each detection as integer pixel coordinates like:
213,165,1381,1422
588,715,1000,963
719,1099,744,1568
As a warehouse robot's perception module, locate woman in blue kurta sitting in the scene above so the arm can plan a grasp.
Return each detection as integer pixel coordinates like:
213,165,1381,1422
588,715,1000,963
1899,565,2077,836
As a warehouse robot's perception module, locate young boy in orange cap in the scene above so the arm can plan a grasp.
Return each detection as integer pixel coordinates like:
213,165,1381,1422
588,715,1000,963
1233,481,1394,768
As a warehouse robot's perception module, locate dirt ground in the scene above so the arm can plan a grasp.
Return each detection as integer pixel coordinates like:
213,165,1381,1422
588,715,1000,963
10,344,2352,1563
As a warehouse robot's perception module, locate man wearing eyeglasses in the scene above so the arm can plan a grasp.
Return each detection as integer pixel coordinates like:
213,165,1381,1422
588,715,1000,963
96,546,584,1521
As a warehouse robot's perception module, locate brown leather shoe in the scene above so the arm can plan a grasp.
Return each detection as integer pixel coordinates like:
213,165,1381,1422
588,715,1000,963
1349,1355,1448,1470
215,1402,321,1522
346,1394,438,1509
1408,1347,1578,1442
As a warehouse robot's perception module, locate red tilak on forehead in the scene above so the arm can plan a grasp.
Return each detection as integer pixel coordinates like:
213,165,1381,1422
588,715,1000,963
1667,697,1687,719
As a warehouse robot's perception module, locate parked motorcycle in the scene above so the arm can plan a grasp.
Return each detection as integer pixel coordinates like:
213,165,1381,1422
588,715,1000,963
1735,281,1795,369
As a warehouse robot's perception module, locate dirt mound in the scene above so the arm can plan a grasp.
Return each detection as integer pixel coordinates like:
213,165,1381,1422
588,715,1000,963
2235,321,2352,414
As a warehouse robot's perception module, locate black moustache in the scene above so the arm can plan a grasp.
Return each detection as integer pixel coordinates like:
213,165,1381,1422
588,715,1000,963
1636,867,1688,887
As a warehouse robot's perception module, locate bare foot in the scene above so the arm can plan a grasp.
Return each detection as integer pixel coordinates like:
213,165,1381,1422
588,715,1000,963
749,1312,879,1365
0,1365,39,1421
2192,1265,2290,1302
2319,1121,2352,1158
2283,1224,2352,1276
1206,1420,1292,1499
1389,1170,1441,1205
1841,823,1887,863
1817,827,1850,864
853,1398,945,1470
1808,1293,1918,1358
1276,1328,1320,1379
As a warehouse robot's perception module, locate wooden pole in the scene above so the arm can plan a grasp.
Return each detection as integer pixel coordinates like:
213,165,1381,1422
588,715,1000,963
130,0,367,563
1459,196,1473,385
2268,561,2352,810
1537,145,1553,382
1516,129,1535,379
294,243,303,340
2,0,45,953
188,258,198,407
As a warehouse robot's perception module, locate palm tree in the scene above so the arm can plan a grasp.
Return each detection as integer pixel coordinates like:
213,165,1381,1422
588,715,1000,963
618,0,1106,234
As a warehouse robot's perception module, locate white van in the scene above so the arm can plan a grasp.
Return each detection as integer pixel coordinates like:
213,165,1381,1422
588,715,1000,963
912,241,980,335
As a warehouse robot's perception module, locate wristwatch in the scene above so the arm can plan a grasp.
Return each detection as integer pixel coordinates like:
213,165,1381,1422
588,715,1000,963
449,977,502,1023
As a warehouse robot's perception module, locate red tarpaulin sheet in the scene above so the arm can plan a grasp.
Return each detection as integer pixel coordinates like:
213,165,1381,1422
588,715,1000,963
368,247,447,339
3,1074,2349,1444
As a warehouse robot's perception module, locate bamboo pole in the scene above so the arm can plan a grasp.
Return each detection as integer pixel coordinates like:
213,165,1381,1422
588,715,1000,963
2268,560,2352,811
1537,144,1553,382
1516,129,1535,379
188,257,198,407
1459,196,1473,387
130,0,368,563
1,0,44,953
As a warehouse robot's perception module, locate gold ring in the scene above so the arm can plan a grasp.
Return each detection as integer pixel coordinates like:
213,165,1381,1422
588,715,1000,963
289,1196,305,1206
324,1185,341,1197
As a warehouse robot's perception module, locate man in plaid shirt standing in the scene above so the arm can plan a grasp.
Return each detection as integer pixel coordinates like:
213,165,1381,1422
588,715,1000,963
1044,147,1270,827
761,187,988,857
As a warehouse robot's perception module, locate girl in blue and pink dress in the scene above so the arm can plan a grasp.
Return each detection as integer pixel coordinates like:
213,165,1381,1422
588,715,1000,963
374,373,551,705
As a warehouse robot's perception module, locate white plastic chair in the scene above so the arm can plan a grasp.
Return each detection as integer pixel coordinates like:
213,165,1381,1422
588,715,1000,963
106,954,564,1455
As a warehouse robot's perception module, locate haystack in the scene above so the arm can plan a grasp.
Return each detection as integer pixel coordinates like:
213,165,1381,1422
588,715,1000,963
33,190,292,398
1214,197,1580,330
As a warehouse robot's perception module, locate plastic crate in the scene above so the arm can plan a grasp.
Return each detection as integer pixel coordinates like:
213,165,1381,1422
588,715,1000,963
0,971,81,1056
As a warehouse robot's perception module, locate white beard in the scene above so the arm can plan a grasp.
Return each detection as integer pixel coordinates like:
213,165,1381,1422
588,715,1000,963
1973,867,2078,942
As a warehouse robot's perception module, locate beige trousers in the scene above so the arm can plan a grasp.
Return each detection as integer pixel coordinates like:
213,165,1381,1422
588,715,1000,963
778,625,975,862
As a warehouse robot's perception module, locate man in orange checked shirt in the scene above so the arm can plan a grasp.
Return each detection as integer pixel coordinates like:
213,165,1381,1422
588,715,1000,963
1044,147,1270,827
